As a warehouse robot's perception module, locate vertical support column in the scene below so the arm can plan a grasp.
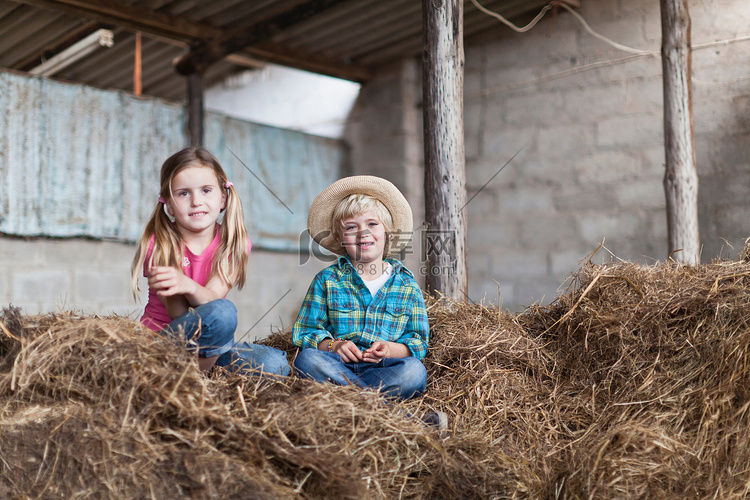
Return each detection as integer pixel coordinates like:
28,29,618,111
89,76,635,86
134,32,142,96
187,73,204,146
422,0,468,299
660,0,699,264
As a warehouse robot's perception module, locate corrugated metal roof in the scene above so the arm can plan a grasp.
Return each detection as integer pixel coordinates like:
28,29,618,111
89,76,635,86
2,0,553,102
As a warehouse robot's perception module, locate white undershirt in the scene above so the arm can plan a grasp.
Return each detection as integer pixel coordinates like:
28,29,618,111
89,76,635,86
363,262,393,297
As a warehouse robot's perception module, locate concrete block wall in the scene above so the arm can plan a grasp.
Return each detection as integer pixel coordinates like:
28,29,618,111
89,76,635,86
344,59,426,281
348,0,750,311
0,236,326,340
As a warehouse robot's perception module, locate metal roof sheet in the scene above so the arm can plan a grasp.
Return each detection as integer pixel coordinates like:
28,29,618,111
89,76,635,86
2,0,553,102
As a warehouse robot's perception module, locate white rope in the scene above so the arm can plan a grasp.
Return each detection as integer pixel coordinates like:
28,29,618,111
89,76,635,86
470,0,655,56
556,2,655,56
469,0,556,33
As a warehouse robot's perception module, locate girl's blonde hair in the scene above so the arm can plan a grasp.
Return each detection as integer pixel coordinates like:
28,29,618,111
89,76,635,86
131,147,248,299
331,193,394,251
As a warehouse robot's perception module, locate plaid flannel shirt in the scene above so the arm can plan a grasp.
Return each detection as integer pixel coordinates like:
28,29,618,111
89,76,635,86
292,256,429,360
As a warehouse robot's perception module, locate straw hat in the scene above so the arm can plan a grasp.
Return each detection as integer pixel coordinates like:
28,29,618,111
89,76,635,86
307,175,413,257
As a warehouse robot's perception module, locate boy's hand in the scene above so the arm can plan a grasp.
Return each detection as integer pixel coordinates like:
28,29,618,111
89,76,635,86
333,340,363,363
148,266,195,297
363,341,390,363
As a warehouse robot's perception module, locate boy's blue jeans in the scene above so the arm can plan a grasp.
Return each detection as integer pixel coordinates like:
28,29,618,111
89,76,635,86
293,349,427,399
161,299,290,376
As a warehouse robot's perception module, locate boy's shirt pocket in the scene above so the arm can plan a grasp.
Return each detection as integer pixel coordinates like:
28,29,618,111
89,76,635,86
379,302,410,340
327,289,360,335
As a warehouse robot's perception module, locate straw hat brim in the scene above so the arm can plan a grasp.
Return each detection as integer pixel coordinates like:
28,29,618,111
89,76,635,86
307,175,413,257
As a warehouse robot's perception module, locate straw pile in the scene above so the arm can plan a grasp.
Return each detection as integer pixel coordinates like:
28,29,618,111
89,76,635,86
3,247,750,498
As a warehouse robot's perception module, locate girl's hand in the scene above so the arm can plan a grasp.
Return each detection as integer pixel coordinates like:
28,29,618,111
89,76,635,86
363,341,390,363
332,340,363,363
148,266,195,297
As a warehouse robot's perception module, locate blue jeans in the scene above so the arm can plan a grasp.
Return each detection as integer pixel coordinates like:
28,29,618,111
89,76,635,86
161,299,236,358
216,342,291,376
293,349,427,399
162,299,290,376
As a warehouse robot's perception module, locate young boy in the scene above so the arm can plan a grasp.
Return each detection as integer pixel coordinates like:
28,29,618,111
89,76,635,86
292,175,430,400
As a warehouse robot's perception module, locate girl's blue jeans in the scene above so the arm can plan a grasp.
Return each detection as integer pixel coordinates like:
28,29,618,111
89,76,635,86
161,299,290,376
293,349,427,399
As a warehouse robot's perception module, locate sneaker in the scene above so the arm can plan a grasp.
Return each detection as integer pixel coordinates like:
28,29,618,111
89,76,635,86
422,411,449,436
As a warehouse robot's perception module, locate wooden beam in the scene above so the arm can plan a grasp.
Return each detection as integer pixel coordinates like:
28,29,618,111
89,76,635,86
14,19,101,71
187,73,203,146
245,42,371,82
174,0,349,76
13,0,221,42
14,0,370,81
660,0,699,264
422,0,468,300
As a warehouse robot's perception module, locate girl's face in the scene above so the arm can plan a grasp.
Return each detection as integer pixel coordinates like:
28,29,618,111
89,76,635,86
340,210,387,268
166,165,226,237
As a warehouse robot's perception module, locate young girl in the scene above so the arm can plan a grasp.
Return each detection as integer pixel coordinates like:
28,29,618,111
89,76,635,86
131,146,289,376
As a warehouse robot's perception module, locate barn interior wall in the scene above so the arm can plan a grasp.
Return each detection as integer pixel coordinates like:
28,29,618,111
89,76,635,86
347,0,750,311
0,235,324,340
0,71,338,338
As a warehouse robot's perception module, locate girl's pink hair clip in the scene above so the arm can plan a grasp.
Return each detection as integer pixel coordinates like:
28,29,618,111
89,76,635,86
224,181,233,188
158,197,166,203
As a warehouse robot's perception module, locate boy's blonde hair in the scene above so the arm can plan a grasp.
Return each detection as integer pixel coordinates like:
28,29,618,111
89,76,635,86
130,147,248,299
331,193,394,247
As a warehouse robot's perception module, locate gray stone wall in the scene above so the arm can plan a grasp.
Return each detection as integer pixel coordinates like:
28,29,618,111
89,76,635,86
0,236,325,340
346,0,750,311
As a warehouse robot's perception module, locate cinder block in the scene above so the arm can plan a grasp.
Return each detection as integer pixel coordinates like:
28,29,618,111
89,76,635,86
466,156,521,188
468,219,518,249
562,83,629,123
578,17,650,57
616,180,666,209
486,21,578,71
493,250,548,280
596,114,662,148
522,157,576,184
465,190,497,219
0,237,41,264
579,213,641,242
358,136,408,170
551,249,592,276
505,90,565,127
75,270,131,303
40,239,100,267
537,123,596,158
467,252,492,277
625,77,663,114
102,241,138,267
0,270,9,304
482,66,540,96
519,215,578,250
513,277,565,308
467,279,508,307
13,270,71,302
554,186,612,212
575,150,641,185
498,187,554,213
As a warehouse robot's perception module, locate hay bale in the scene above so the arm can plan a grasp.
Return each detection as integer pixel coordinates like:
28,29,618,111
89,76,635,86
5,249,750,498
522,258,750,498
0,307,498,499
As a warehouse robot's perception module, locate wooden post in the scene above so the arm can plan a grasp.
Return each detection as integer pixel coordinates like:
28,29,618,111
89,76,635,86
660,0,700,264
133,32,142,96
187,73,203,146
422,0,468,300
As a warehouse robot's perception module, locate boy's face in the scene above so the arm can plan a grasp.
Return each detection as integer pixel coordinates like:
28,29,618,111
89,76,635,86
340,211,387,265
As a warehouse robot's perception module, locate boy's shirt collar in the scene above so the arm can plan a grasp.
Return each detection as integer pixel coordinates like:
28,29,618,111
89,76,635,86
335,254,412,277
